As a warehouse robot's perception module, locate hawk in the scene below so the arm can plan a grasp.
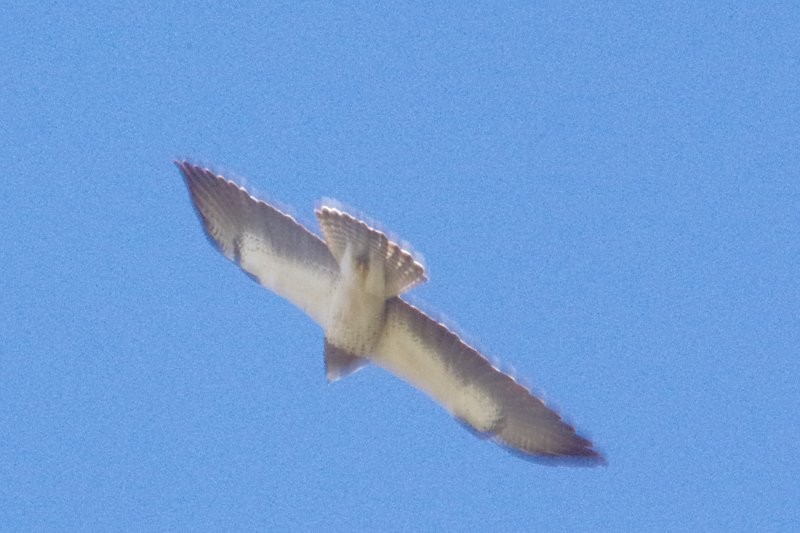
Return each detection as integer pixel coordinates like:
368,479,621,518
177,161,603,465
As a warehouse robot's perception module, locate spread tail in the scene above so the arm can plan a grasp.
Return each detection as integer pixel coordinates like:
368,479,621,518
316,206,426,296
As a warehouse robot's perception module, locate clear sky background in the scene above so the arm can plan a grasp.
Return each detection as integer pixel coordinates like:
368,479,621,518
2,3,798,531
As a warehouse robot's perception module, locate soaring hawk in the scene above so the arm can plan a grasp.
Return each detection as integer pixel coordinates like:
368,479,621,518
177,161,603,465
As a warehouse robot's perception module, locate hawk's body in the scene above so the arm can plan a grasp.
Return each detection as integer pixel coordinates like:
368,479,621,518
178,161,603,464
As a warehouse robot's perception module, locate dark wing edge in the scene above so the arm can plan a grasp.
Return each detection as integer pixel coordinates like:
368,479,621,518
176,161,339,325
382,298,605,466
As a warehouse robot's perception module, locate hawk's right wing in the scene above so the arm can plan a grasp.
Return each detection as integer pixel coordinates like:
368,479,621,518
374,298,603,463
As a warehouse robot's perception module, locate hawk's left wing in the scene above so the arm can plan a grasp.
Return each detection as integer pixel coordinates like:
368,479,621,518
177,162,339,327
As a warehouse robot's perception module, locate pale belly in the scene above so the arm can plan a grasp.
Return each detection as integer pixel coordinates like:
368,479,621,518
324,279,387,355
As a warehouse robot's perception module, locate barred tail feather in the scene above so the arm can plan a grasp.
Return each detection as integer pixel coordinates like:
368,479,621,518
316,206,427,296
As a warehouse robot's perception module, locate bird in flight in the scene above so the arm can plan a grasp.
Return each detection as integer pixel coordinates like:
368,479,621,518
177,161,603,465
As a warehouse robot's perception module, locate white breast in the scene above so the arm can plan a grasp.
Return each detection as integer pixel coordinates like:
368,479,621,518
324,244,388,354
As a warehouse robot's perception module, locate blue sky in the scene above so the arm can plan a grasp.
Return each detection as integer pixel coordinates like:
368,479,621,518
2,3,798,531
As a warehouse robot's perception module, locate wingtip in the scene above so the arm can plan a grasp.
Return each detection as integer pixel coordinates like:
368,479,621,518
568,445,607,466
173,159,192,170
174,160,217,179
174,159,197,181
504,444,607,468
175,161,225,192
458,414,606,467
